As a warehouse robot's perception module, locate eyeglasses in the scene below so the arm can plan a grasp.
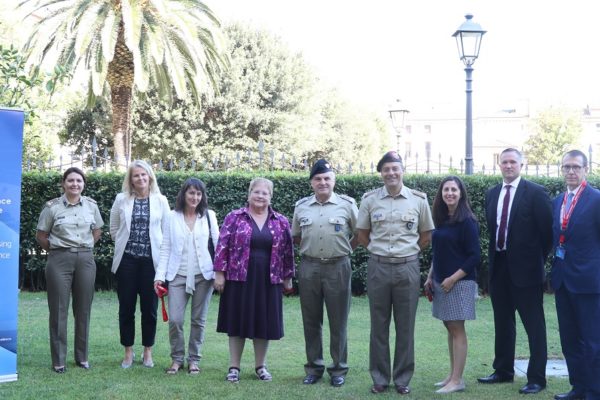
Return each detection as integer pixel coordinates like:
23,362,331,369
561,165,584,173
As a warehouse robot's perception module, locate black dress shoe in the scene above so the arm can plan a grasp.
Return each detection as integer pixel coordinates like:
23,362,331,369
554,391,585,400
76,361,90,370
395,385,411,395
477,372,514,384
370,384,387,394
53,366,66,374
302,374,321,384
519,383,545,394
330,375,345,387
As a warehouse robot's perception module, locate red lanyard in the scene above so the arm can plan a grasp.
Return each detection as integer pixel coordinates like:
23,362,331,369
559,180,587,245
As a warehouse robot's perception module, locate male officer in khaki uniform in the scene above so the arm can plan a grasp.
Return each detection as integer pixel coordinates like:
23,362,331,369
357,151,434,395
292,159,358,388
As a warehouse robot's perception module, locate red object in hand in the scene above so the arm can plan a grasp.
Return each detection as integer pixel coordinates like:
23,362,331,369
427,292,433,302
156,285,168,322
283,286,295,296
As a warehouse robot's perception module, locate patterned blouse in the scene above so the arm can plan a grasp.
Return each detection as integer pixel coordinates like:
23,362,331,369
213,206,295,283
124,197,151,258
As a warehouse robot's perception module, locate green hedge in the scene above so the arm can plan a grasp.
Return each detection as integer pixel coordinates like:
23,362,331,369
21,171,576,294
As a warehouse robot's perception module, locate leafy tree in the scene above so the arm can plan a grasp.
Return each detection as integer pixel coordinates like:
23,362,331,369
19,0,229,164
62,23,388,167
524,107,582,165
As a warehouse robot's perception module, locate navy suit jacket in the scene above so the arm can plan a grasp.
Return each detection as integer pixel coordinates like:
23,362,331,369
485,178,553,287
551,184,600,294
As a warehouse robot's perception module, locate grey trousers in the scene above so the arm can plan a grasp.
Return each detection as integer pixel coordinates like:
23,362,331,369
45,248,96,367
298,256,352,377
367,257,420,387
167,274,214,364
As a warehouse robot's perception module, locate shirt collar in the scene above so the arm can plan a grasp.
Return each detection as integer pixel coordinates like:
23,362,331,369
309,192,339,205
502,176,521,189
380,185,409,199
61,195,82,206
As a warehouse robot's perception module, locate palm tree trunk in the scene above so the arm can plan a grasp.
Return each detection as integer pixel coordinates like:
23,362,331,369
111,85,133,166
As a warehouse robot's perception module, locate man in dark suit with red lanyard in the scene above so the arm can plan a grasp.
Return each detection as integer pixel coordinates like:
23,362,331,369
551,150,600,400
478,148,553,395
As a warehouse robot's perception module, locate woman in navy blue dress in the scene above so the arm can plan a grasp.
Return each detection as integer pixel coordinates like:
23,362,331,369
424,176,480,394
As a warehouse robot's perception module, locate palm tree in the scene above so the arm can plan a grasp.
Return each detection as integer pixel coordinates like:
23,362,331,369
19,0,229,164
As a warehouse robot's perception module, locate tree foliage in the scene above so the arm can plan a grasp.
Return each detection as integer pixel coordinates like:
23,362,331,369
19,0,229,164
524,107,583,165
62,23,388,166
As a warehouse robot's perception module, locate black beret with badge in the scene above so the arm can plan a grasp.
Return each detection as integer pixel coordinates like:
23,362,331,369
309,159,333,179
376,150,403,172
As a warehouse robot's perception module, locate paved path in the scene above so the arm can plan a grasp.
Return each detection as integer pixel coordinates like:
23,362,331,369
514,359,568,378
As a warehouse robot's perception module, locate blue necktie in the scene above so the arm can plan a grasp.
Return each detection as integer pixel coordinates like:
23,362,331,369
565,192,575,214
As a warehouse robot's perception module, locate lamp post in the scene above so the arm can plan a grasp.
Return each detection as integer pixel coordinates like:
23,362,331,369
453,14,486,175
388,103,410,155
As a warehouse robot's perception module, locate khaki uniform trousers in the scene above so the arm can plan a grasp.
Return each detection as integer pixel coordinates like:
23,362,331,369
46,248,96,366
298,256,352,377
367,256,420,387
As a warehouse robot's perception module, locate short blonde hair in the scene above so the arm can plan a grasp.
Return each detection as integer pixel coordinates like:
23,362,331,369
247,177,273,197
122,160,161,196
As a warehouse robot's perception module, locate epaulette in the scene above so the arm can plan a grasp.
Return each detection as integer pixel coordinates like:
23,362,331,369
45,198,61,208
362,188,378,199
83,196,97,204
339,194,356,204
295,196,312,207
410,189,427,199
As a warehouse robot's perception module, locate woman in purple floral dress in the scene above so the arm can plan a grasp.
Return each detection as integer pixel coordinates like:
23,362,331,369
213,178,294,383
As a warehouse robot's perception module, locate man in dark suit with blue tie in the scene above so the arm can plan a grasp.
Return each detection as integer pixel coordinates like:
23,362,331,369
551,150,600,400
478,148,553,395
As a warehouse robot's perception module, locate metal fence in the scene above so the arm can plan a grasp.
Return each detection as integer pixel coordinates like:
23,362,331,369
24,145,597,177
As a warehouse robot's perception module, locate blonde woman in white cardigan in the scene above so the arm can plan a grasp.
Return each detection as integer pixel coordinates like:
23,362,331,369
110,160,170,369
154,178,219,375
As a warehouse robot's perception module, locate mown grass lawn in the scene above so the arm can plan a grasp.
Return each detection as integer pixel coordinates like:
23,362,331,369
1,292,570,399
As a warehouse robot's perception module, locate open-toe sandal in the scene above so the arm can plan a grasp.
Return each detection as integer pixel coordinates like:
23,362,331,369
165,362,182,375
226,366,240,383
188,362,200,375
255,365,272,381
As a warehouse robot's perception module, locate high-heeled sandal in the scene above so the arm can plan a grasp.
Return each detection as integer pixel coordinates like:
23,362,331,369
121,353,135,369
226,366,240,383
255,365,272,381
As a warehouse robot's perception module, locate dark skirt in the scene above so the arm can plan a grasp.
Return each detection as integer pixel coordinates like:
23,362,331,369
216,220,284,340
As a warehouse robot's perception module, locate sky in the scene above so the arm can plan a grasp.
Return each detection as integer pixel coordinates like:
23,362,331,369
208,0,600,114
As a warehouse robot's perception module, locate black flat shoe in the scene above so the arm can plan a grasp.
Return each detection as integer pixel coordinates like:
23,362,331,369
330,375,345,387
519,383,545,394
76,361,90,370
53,366,66,373
302,374,321,384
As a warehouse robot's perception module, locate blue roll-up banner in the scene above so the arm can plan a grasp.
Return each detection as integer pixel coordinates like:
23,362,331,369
0,108,24,383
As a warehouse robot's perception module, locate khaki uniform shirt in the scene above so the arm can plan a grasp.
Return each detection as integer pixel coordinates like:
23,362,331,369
357,185,434,257
37,195,104,249
292,192,358,258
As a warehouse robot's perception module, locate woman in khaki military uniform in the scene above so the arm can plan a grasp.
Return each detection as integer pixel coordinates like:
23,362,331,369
36,167,103,373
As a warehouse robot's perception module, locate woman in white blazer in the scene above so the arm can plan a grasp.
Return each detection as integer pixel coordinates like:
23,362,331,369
154,178,218,375
110,160,170,369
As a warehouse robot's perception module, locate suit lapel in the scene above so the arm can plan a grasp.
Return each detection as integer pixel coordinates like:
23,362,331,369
489,184,501,221
124,195,135,232
507,180,526,235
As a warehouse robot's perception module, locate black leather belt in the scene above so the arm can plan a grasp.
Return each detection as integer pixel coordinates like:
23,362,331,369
373,254,419,264
302,255,347,264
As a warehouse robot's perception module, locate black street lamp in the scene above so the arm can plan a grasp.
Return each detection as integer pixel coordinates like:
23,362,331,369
388,103,410,155
453,14,486,175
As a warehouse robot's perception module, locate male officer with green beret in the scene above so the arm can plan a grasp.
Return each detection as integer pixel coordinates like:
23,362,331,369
292,159,358,388
357,151,434,395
